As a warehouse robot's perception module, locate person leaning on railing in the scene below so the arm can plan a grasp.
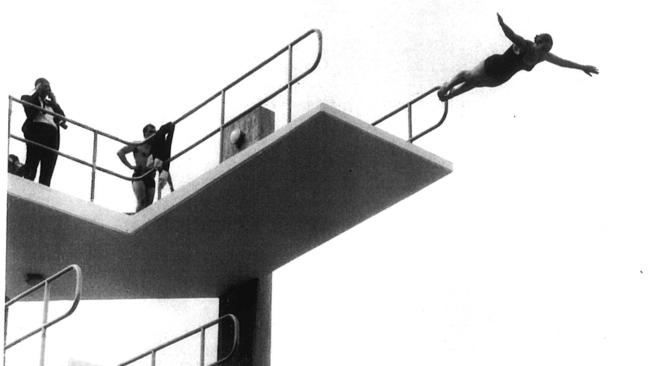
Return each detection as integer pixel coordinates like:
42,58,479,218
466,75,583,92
117,122,175,212
148,121,175,196
20,78,68,186
117,124,157,212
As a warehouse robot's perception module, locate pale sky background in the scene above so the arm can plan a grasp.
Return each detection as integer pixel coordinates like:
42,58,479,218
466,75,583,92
2,0,650,365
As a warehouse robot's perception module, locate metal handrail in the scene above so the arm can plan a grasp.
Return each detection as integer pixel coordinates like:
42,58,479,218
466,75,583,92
372,85,449,142
7,28,323,203
3,265,82,366
117,314,240,366
8,96,133,145
171,29,322,128
9,134,138,180
9,30,323,146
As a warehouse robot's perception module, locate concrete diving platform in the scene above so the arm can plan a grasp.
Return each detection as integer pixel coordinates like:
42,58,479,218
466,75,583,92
5,103,452,300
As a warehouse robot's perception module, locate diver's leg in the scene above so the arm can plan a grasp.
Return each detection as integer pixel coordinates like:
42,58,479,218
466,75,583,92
438,70,471,100
132,180,147,212
444,82,477,100
145,187,155,208
442,61,493,101
167,173,174,192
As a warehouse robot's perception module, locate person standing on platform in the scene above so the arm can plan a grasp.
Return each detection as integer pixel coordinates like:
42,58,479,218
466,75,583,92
117,122,175,212
148,121,175,197
20,78,68,186
117,124,157,212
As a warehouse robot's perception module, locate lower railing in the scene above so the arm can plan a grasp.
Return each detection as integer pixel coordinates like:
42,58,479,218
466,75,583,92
3,265,237,366
373,85,449,142
3,265,82,366
117,314,240,366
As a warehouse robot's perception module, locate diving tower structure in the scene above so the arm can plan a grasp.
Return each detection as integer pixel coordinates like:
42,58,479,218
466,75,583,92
5,29,452,366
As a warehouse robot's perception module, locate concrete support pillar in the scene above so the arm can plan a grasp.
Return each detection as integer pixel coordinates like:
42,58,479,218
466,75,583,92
218,275,272,366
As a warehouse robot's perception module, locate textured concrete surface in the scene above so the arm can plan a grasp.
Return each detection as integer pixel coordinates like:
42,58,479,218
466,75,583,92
221,106,275,162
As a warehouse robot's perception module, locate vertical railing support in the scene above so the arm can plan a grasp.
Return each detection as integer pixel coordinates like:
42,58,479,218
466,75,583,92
200,328,206,366
39,281,50,366
7,96,13,152
407,103,413,142
90,132,98,201
150,350,156,366
287,45,293,123
220,89,226,160
3,303,8,366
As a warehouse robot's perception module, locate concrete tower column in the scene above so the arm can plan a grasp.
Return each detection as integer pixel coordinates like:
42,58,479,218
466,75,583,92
218,275,272,366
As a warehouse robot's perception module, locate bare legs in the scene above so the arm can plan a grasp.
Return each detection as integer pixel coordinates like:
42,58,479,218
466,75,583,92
157,170,175,200
132,171,174,212
132,180,155,212
438,61,500,101
438,71,477,101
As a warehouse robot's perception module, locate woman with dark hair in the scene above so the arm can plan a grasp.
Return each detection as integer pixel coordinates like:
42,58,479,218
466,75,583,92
438,13,599,101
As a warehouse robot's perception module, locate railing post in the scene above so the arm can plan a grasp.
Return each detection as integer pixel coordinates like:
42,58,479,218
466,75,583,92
200,328,206,366
3,302,8,366
220,89,226,159
7,96,13,152
150,350,156,366
90,132,98,202
39,281,50,366
287,44,293,123
407,103,413,142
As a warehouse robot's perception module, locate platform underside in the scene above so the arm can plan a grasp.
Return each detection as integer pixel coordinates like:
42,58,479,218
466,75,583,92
6,104,452,300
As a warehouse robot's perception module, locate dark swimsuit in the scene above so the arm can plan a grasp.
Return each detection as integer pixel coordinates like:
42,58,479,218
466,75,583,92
484,41,536,84
133,167,155,189
131,123,174,190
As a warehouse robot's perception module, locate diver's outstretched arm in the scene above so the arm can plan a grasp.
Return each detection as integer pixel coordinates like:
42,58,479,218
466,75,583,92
497,13,527,48
544,52,599,76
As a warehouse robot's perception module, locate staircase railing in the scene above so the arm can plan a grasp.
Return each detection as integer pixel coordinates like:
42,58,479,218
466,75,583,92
7,29,322,204
372,85,449,142
3,264,82,366
117,314,240,366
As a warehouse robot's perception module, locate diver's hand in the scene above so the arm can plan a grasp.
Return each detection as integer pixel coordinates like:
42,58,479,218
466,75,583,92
158,170,170,190
582,65,599,77
153,158,163,169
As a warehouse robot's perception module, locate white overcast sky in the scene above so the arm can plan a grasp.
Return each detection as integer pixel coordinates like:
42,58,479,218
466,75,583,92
2,0,650,365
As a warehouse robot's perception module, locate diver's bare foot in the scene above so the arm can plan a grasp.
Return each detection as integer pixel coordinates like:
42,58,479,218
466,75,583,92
437,84,448,101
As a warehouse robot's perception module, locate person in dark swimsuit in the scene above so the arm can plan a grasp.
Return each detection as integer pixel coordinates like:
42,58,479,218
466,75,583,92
147,122,175,198
437,13,599,101
117,124,157,212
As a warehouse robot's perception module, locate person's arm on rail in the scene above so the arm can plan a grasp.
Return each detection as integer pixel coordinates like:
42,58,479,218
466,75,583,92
151,122,175,172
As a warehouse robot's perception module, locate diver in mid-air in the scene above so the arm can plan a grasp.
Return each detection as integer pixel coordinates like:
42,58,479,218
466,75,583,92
437,13,599,101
